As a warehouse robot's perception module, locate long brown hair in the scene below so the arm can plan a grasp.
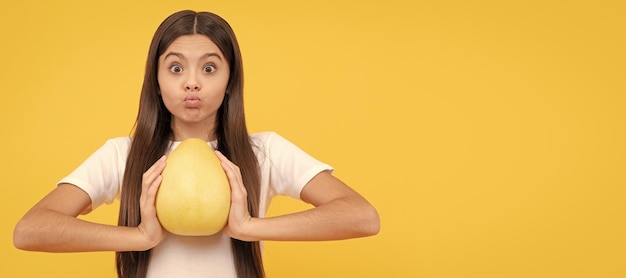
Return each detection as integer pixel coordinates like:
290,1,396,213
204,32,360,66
116,10,264,278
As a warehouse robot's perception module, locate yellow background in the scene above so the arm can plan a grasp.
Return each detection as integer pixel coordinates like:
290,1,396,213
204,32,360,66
1,0,624,277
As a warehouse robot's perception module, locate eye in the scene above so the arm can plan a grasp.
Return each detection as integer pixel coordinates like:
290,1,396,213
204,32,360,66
169,64,183,73
203,65,216,73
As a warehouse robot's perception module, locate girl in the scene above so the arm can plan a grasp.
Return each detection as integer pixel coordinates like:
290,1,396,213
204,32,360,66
13,10,379,278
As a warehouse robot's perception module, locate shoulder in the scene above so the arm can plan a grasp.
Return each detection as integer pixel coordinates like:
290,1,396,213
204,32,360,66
90,136,132,158
249,131,316,162
250,131,280,144
249,131,287,161
105,136,132,145
249,131,293,150
103,136,132,151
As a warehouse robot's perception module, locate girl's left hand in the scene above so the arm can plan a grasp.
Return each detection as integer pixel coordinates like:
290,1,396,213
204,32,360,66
215,151,255,241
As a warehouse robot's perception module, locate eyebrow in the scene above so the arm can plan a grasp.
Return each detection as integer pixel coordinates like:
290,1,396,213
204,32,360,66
163,52,223,61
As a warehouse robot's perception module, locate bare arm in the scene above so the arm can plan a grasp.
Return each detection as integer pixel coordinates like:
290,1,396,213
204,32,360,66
217,151,380,242
13,156,167,252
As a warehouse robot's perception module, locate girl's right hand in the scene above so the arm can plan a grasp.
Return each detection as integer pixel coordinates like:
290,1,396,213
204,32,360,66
138,155,167,248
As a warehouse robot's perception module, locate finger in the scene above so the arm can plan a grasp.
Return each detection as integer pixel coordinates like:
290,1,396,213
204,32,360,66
215,151,242,184
142,156,167,188
149,155,167,176
214,150,230,165
215,151,247,199
141,155,166,204
141,174,162,216
146,174,163,198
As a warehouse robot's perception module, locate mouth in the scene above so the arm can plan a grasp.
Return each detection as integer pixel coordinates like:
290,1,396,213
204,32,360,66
184,95,201,107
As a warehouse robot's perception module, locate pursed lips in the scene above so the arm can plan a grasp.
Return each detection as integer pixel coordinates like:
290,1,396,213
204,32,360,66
184,95,201,108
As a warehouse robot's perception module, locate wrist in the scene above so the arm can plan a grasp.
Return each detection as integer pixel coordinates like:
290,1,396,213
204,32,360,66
226,217,261,242
129,226,160,251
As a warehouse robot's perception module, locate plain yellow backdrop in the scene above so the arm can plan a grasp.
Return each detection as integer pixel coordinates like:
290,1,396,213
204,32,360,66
2,0,625,277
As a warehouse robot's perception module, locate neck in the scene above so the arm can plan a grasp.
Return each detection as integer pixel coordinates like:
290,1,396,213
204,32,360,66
170,120,216,142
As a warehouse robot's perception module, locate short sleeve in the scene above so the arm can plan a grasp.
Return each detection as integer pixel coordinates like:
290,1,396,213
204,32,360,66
256,132,333,199
57,137,130,209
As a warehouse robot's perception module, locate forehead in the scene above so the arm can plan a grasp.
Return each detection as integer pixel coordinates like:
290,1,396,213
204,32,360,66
162,34,224,58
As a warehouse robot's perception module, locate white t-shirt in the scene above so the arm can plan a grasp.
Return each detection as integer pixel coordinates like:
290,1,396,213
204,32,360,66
58,131,333,277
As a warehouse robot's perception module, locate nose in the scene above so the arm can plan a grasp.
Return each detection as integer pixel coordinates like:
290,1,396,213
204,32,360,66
185,83,200,92
185,73,201,92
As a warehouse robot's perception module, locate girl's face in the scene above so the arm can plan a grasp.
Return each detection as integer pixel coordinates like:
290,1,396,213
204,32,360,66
157,34,230,140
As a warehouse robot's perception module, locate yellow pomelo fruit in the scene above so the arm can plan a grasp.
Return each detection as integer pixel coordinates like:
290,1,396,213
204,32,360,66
156,138,231,236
